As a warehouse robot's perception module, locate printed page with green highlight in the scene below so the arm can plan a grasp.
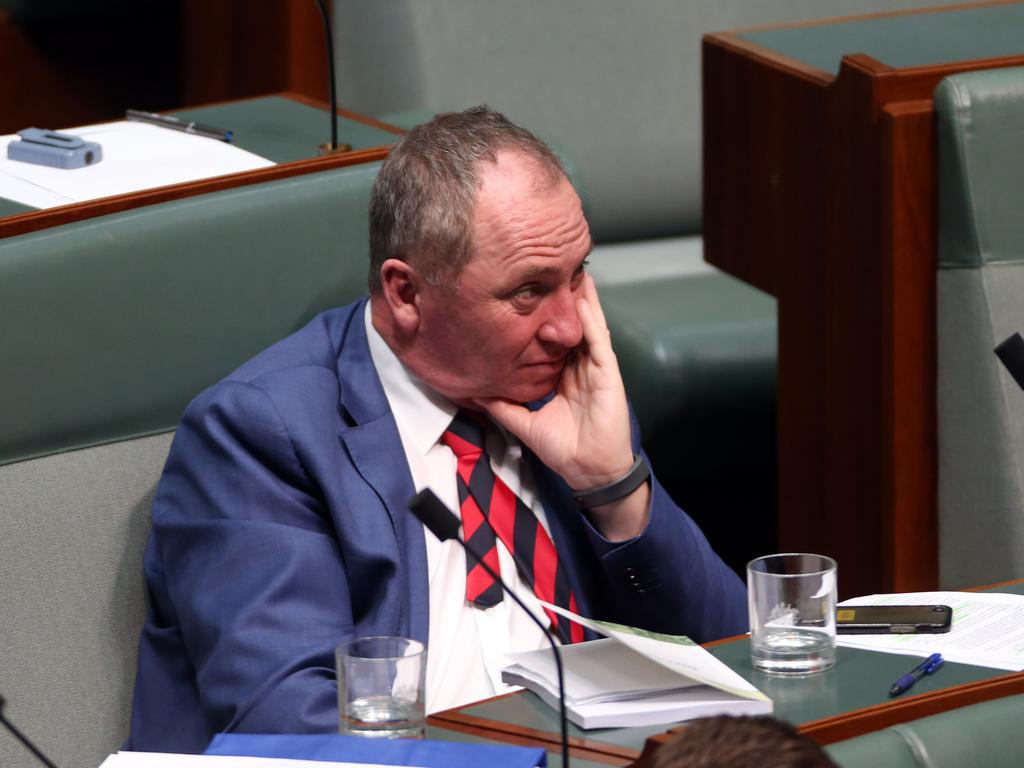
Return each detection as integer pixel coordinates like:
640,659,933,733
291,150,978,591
500,602,770,729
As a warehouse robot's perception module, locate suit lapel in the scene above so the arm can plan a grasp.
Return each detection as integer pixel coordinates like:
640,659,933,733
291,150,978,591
334,299,430,644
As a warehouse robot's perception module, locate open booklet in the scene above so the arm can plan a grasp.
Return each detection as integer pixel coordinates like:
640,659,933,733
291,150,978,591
501,601,771,729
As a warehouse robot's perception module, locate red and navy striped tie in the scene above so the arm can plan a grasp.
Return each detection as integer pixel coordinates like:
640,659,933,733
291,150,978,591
442,410,584,644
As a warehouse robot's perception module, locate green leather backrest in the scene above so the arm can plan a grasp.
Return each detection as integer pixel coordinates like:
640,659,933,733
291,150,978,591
936,65,1024,268
934,65,1024,589
0,162,380,466
827,693,1024,768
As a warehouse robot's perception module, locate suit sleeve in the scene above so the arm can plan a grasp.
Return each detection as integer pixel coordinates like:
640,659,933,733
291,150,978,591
149,379,349,738
579,469,748,642
576,408,748,643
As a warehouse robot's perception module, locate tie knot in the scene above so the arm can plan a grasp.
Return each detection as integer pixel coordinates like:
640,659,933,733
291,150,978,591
442,409,487,456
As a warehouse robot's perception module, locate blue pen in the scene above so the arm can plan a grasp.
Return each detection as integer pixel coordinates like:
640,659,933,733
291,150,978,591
889,653,944,697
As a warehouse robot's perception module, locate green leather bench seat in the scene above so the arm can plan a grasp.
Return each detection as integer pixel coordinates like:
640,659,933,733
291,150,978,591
0,162,379,467
826,693,1024,768
0,161,384,768
934,65,1024,588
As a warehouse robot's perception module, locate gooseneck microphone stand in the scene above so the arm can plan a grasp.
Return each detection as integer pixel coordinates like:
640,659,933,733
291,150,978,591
312,0,351,153
408,489,572,768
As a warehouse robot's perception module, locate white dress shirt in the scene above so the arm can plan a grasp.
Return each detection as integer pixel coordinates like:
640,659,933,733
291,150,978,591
364,302,556,714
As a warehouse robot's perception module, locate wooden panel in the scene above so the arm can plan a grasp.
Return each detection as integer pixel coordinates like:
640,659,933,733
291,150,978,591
428,692,636,766
182,0,332,105
876,54,1024,104
0,6,181,134
703,17,1024,599
879,101,938,590
702,34,829,298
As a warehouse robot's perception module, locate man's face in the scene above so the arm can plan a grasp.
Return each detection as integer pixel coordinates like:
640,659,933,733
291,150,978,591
412,150,592,404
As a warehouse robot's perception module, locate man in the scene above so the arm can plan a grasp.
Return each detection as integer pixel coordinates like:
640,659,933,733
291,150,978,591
129,107,746,752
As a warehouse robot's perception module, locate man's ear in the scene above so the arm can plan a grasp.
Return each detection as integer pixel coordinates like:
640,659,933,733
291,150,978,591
378,258,421,334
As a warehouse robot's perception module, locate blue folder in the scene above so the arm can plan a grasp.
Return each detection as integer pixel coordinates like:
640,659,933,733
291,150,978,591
204,733,547,767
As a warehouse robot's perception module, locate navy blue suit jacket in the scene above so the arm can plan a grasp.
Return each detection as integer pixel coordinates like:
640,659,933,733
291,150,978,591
129,298,746,753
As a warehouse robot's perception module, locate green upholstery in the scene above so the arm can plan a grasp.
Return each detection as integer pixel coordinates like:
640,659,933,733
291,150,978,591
170,97,400,165
934,66,1024,588
739,3,1024,76
0,162,379,468
936,68,1024,269
0,162,380,768
594,241,777,572
827,693,1024,768
827,729,919,768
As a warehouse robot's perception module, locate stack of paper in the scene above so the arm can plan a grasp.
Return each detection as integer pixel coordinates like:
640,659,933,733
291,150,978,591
0,121,274,210
837,591,1024,670
502,602,771,729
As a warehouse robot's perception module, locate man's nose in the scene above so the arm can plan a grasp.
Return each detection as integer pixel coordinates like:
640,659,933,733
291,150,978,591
537,288,583,348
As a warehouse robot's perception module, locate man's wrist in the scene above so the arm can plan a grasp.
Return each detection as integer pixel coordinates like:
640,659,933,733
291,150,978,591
572,455,650,509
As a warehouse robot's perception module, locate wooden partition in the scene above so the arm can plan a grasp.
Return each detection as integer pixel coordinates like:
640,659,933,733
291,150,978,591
702,1,1024,598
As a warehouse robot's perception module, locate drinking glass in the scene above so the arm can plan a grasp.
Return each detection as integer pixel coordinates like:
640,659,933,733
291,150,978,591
336,636,426,738
747,553,837,675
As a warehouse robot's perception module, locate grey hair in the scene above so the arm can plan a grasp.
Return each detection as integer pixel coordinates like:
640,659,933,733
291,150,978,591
368,105,567,294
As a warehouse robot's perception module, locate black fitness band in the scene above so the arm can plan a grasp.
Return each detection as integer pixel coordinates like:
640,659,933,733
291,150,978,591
572,455,650,508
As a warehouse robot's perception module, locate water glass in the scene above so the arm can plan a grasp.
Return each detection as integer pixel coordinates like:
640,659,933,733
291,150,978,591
747,553,837,675
336,636,426,739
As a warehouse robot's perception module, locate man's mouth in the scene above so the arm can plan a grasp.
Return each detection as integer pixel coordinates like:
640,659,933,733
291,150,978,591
524,355,568,368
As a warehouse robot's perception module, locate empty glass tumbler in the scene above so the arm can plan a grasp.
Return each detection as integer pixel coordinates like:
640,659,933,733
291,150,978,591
747,553,837,675
336,636,427,739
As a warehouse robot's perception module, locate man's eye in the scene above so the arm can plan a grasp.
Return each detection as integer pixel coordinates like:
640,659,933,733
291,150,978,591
513,285,542,300
571,259,589,285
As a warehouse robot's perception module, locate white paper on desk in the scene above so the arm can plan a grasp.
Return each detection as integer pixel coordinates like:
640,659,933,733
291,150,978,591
538,600,768,701
837,591,1024,671
0,121,274,209
97,751,413,768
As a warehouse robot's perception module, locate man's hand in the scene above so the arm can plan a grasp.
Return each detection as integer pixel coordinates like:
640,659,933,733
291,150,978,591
475,275,650,541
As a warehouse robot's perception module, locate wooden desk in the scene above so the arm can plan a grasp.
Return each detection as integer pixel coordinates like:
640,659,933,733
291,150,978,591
429,579,1024,766
702,1,1024,597
0,93,402,239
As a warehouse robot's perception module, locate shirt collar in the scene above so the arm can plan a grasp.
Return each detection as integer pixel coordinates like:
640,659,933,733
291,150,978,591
365,300,457,455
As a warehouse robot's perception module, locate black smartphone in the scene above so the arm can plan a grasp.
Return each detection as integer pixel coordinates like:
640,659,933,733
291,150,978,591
836,604,953,634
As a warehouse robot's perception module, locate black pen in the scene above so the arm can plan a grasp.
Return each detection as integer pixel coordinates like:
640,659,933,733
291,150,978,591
125,109,234,142
888,653,944,697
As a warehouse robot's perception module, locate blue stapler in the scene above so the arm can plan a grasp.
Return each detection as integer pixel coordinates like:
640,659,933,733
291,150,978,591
7,128,103,169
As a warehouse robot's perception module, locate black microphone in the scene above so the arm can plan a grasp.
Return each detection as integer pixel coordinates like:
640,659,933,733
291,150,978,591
408,489,572,768
0,694,60,768
996,333,1024,391
311,0,351,154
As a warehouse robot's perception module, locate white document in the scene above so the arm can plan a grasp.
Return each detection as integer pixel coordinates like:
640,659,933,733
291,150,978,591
0,121,274,210
541,600,768,700
837,591,1024,671
98,752,414,768
501,602,771,729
